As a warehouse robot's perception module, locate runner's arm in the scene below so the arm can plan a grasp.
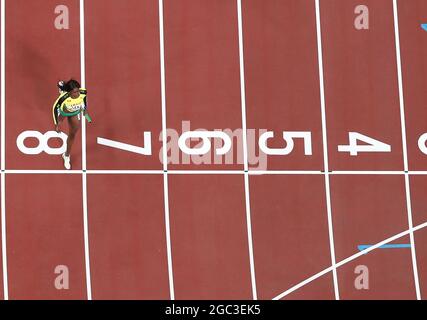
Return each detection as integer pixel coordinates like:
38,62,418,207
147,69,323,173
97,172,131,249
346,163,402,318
52,99,63,125
82,93,92,122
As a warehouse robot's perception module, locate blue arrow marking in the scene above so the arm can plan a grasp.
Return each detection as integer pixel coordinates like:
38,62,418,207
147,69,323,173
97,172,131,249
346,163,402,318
358,244,411,252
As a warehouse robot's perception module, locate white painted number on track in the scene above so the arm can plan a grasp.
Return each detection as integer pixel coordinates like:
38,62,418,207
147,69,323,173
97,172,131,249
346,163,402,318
259,131,312,156
97,132,152,155
418,133,427,155
178,131,232,155
27,130,427,158
338,132,391,156
16,131,68,155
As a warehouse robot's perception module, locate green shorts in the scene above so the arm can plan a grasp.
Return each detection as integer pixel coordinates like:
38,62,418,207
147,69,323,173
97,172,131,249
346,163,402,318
59,108,81,117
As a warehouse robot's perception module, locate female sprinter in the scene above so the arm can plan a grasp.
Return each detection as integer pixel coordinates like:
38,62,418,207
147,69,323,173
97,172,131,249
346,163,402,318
52,79,92,169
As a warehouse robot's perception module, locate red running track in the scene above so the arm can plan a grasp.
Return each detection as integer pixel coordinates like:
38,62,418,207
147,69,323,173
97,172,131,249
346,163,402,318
1,0,427,300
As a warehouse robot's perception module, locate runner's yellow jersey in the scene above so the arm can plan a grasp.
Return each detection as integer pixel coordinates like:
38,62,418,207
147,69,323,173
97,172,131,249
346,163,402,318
52,88,87,125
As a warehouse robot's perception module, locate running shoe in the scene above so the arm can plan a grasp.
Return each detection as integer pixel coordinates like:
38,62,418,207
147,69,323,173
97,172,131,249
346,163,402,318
62,153,71,170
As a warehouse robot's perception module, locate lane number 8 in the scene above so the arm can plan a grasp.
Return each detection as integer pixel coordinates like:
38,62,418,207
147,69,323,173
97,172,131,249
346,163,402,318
16,131,67,155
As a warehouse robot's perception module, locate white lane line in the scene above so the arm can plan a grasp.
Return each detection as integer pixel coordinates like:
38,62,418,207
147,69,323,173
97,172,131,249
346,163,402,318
1,0,4,171
237,0,257,300
169,170,243,175
330,170,404,175
1,173,7,300
1,0,8,300
6,169,427,175
392,0,421,299
314,0,340,299
80,0,92,300
249,170,323,175
159,0,175,300
87,170,164,175
6,170,83,174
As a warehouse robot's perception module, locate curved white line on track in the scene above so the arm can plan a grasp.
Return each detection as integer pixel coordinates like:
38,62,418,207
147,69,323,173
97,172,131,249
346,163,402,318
314,0,340,299
273,220,427,300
